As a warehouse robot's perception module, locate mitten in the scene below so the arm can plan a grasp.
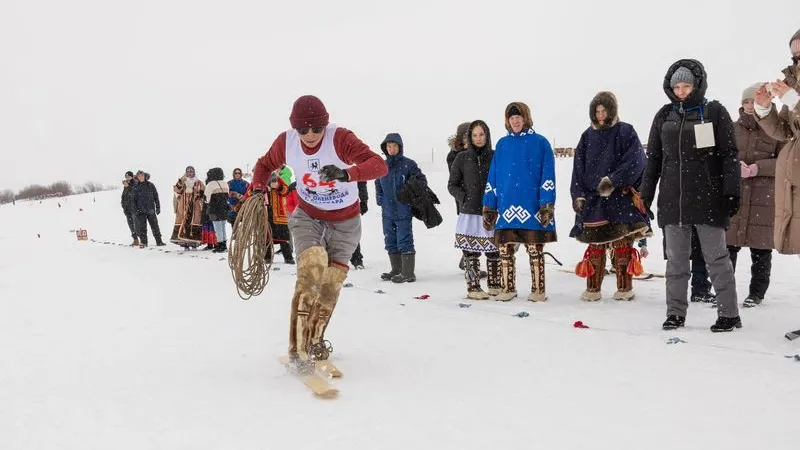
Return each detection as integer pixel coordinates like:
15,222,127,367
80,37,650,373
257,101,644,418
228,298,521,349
598,176,614,197
482,208,498,231
319,165,349,182
572,198,585,214
537,204,554,226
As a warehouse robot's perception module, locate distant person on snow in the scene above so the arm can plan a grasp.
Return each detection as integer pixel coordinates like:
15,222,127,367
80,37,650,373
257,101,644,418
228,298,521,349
448,120,501,299
447,122,475,273
349,181,369,269
121,170,138,246
227,168,249,227
204,167,231,253
376,133,427,283
131,171,165,248
170,166,205,248
250,95,387,362
267,171,295,264
570,92,651,302
726,83,784,308
482,102,557,302
640,59,742,332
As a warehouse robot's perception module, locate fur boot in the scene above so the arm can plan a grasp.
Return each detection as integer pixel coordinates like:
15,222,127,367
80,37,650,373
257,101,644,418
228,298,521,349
486,253,502,296
288,246,328,356
496,244,517,301
465,254,489,300
582,245,606,301
527,244,547,302
613,238,635,300
306,264,348,360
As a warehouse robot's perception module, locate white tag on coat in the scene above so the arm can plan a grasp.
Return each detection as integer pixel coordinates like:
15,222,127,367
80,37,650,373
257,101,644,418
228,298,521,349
694,122,715,149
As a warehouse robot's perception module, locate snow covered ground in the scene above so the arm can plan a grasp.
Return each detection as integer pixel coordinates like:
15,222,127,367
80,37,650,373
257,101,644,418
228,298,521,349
2,158,799,450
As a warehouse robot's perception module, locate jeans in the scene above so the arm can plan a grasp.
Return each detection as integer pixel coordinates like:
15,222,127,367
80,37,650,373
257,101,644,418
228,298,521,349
213,220,227,242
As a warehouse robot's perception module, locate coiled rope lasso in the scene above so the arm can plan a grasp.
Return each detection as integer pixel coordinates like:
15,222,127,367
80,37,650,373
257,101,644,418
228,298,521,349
228,193,273,300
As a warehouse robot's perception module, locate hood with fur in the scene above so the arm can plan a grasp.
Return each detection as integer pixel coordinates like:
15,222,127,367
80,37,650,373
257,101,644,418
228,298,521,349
589,91,619,129
663,59,708,108
504,102,533,132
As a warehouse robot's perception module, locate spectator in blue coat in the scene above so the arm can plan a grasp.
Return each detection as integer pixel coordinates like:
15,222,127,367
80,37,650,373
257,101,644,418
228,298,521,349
482,102,557,302
570,91,652,302
376,133,427,283
227,168,249,225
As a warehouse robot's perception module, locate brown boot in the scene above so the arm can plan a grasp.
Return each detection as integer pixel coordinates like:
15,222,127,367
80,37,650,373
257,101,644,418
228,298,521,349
131,237,140,247
613,238,635,301
582,245,606,301
527,244,547,302
288,246,328,357
486,253,502,296
496,244,517,301
464,253,489,300
306,264,349,360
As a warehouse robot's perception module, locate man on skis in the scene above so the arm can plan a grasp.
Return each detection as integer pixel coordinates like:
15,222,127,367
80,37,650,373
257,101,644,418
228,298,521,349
251,95,387,362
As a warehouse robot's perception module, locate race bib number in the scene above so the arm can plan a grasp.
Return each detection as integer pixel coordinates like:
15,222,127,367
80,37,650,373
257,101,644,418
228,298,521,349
694,122,715,149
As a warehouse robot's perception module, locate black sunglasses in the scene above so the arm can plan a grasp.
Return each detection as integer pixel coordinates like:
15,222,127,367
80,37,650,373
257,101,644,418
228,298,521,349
233,171,242,175
298,127,324,136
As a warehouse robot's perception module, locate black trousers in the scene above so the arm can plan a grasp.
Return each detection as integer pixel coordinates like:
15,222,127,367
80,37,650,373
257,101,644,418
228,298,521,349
124,212,136,238
728,246,772,299
135,211,162,244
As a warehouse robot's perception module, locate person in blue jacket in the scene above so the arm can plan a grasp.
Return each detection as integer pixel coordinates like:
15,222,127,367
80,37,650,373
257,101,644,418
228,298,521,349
569,91,652,302
482,102,557,301
376,133,427,283
227,168,249,227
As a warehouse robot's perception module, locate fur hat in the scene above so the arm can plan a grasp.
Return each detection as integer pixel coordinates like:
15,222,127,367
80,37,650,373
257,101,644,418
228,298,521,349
741,83,762,103
670,66,695,87
125,171,134,178
503,102,533,132
589,91,619,129
289,95,329,129
790,28,800,47
448,122,471,150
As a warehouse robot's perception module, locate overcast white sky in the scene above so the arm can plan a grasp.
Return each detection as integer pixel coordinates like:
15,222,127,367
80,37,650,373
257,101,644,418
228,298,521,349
1,0,797,191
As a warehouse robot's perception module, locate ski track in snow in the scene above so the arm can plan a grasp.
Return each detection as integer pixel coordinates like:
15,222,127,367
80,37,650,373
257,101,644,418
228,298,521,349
1,159,798,450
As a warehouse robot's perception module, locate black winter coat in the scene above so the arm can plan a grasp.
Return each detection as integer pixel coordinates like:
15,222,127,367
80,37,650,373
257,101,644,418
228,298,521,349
121,183,134,214
131,177,160,214
448,145,494,215
398,174,442,229
640,59,740,229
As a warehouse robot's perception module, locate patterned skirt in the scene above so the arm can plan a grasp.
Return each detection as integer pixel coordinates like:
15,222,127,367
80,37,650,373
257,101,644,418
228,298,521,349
454,214,497,252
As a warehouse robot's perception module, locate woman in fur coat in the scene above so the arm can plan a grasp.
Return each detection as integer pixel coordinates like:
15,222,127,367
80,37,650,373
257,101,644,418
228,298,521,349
482,102,557,302
570,92,651,301
170,166,205,248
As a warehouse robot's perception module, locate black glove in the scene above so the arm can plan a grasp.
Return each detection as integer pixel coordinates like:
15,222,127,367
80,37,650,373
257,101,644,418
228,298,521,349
597,176,614,197
360,202,368,215
155,207,160,215
724,196,740,218
537,204,555,226
572,198,585,214
319,165,349,182
482,208,498,231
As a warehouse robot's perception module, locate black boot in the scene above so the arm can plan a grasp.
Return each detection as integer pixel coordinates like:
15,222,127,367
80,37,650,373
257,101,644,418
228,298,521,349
392,253,416,283
662,315,686,330
202,244,214,251
710,316,742,333
381,253,402,281
212,241,227,253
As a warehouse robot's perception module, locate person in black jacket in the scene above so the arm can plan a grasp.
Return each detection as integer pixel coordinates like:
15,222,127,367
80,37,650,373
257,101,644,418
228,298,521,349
121,171,138,246
640,59,741,332
131,170,165,248
448,120,501,299
447,122,471,271
204,167,231,253
349,181,369,269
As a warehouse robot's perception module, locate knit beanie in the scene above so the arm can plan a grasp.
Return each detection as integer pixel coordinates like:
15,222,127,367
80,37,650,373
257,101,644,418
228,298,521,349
125,171,134,177
289,95,329,129
507,105,522,118
670,66,695,87
741,83,762,103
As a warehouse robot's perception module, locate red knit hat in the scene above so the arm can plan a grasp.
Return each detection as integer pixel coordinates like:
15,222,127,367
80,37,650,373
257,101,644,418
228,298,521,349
289,95,329,129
